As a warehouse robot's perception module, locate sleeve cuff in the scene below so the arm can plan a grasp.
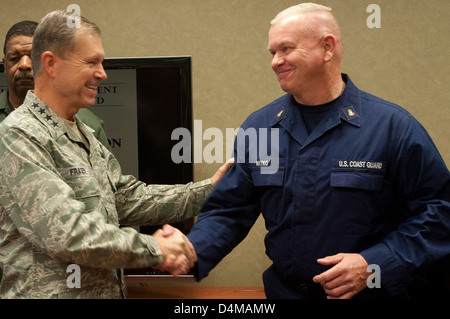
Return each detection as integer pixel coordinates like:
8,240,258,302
360,243,413,296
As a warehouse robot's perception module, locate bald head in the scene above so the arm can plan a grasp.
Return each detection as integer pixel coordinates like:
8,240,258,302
271,3,333,24
271,3,343,60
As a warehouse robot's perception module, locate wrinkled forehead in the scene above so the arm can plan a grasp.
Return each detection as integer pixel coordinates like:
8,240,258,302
5,35,33,54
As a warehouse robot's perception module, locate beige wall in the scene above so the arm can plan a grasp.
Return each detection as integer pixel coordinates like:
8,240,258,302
1,0,448,287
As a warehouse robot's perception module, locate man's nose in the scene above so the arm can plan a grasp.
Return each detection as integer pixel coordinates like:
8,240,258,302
95,64,107,80
18,55,32,71
271,53,285,70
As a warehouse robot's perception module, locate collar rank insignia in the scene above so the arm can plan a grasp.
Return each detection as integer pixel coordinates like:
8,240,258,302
342,105,359,121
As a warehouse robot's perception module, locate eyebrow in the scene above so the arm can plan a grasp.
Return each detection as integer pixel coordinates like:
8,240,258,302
268,41,292,52
6,43,32,55
6,48,30,57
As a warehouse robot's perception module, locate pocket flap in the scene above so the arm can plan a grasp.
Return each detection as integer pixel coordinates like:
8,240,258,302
331,172,383,191
252,168,285,186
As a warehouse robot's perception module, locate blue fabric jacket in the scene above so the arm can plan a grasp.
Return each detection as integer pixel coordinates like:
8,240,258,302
188,74,450,296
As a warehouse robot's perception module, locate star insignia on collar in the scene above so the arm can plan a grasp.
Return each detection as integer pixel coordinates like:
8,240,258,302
51,121,59,128
32,103,39,109
45,114,52,121
38,108,46,115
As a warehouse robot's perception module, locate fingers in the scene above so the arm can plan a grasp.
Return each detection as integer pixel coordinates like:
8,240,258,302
312,254,344,286
316,254,344,266
313,254,343,284
211,157,235,187
153,225,197,276
313,253,370,299
156,254,190,276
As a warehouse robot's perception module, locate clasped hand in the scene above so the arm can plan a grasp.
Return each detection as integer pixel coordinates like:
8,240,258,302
153,224,196,276
313,253,371,299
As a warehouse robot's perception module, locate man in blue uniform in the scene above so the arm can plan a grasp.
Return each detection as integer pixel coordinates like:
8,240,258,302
187,3,450,299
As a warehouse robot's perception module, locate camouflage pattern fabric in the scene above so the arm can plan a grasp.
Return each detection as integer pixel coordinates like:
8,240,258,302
0,90,112,286
0,91,213,298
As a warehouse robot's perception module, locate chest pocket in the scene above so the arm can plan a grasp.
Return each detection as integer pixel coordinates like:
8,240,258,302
251,158,286,187
330,159,386,191
59,166,101,211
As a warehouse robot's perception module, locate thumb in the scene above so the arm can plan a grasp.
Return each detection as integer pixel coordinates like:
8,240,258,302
316,254,344,266
161,224,176,237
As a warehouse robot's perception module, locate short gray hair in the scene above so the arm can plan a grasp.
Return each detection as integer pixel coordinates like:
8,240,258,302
271,3,332,25
31,10,101,77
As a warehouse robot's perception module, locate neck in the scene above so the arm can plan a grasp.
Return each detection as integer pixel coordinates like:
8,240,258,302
293,73,344,106
34,80,78,121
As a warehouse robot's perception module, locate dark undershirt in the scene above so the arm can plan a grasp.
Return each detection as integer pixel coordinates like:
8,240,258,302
296,97,338,135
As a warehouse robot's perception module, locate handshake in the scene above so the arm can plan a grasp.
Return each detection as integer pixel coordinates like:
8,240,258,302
152,224,197,276
152,158,235,275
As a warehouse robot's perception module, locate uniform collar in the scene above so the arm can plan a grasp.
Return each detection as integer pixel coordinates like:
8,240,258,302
23,91,94,141
0,90,16,115
335,74,361,128
268,74,362,147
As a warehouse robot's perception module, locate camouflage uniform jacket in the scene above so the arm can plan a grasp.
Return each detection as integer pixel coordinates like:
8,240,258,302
0,91,213,298
0,90,112,151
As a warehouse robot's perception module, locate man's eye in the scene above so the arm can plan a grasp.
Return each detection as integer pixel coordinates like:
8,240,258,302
282,47,291,52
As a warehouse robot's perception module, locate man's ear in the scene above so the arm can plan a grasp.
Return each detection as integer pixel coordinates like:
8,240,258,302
322,34,337,62
41,51,58,78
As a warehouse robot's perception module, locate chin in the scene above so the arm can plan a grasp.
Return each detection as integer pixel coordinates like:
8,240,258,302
279,84,294,95
83,98,97,108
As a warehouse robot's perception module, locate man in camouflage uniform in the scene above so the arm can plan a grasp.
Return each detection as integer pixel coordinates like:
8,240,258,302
0,11,231,298
1,20,112,150
0,20,114,288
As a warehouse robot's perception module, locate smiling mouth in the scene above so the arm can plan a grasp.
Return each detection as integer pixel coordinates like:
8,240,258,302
86,85,97,90
277,66,295,74
277,69,294,80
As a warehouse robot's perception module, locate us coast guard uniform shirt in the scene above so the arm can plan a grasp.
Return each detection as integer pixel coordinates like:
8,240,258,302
0,91,213,298
188,74,450,297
